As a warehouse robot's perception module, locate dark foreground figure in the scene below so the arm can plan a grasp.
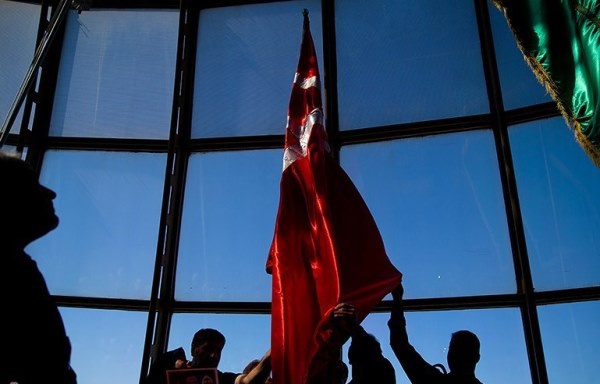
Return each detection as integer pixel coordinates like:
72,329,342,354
0,154,77,384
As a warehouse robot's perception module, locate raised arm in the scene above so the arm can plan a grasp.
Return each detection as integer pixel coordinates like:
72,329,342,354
388,282,443,384
305,302,356,383
236,349,271,384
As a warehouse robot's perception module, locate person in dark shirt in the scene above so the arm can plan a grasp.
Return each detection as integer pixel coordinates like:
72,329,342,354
307,302,395,384
146,328,270,384
305,303,353,384
0,154,77,384
347,323,396,384
388,282,483,384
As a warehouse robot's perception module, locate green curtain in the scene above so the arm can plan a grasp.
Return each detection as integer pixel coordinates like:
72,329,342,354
494,0,600,166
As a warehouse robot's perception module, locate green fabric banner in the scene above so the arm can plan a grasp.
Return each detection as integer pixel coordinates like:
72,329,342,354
494,0,600,166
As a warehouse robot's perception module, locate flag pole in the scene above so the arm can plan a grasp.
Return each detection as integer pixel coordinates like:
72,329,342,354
303,8,309,28
0,0,91,149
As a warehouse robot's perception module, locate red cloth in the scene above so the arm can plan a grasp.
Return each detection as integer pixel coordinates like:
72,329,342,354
266,12,402,384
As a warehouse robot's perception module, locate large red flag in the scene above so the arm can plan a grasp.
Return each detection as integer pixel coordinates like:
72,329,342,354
266,10,402,384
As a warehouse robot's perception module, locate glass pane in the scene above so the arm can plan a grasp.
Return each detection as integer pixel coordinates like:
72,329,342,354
50,9,178,138
0,0,39,131
335,0,488,130
342,309,530,383
26,150,166,299
538,301,600,384
0,144,21,156
488,2,551,109
341,130,515,298
61,307,147,384
192,0,322,138
176,150,281,301
169,313,271,374
509,118,600,290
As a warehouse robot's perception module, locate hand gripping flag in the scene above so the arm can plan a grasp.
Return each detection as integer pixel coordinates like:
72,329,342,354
266,10,402,384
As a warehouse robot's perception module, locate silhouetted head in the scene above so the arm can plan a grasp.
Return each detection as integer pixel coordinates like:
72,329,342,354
0,154,58,249
348,332,396,382
447,330,480,374
243,359,260,374
190,328,226,368
334,360,348,384
348,332,383,365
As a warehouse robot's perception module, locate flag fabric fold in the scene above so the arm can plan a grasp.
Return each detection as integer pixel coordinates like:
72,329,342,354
266,10,402,384
493,0,600,166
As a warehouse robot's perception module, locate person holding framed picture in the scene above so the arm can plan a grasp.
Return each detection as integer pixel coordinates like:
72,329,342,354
147,328,270,384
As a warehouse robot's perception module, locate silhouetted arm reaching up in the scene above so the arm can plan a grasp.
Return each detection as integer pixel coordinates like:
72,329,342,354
388,283,443,384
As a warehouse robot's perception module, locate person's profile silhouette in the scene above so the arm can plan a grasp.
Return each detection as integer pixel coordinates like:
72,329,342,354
0,154,77,384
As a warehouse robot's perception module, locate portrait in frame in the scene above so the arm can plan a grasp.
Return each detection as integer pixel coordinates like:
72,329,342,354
166,368,219,384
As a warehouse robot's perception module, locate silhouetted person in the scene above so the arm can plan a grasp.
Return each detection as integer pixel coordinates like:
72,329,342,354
146,328,270,384
243,359,273,384
305,303,354,384
0,154,77,384
307,302,395,384
388,283,483,384
348,324,396,383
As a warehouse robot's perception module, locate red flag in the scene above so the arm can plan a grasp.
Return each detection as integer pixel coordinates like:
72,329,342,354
266,10,402,384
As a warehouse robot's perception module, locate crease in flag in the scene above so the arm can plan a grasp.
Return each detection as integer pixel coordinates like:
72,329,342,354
266,9,402,384
493,0,600,166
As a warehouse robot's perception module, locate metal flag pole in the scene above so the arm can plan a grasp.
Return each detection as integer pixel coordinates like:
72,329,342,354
0,0,91,148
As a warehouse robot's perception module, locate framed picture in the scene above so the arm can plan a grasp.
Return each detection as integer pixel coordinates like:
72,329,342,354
166,368,219,384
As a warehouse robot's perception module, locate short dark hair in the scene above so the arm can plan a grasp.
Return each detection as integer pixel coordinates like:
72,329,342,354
0,154,38,233
242,359,260,374
191,328,226,352
347,332,382,364
0,154,32,198
448,330,480,367
451,330,479,353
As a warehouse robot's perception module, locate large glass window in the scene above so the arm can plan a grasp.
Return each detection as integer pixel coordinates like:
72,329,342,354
538,301,600,384
509,118,600,291
61,307,148,384
341,130,515,298
177,149,281,301
192,0,322,138
50,9,178,139
27,150,166,299
2,1,598,383
0,0,39,130
335,0,488,130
